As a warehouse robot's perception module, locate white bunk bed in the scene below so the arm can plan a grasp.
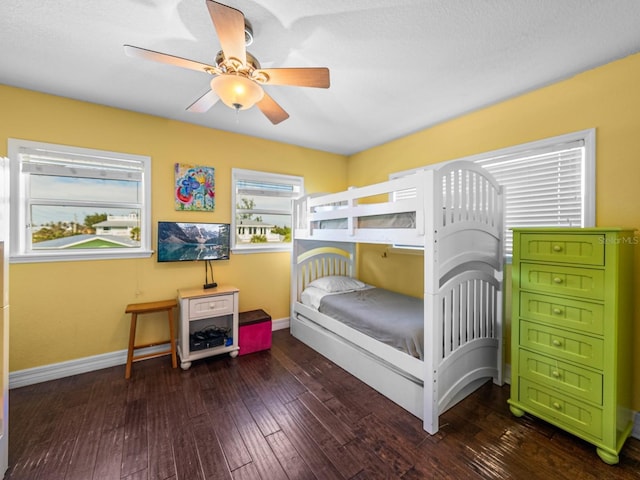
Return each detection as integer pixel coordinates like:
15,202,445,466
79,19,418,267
290,160,504,434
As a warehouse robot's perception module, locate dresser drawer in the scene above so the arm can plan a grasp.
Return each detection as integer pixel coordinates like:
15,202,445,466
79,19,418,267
520,233,605,266
519,292,604,335
188,294,235,320
520,263,604,300
519,378,602,439
519,320,604,369
519,349,603,404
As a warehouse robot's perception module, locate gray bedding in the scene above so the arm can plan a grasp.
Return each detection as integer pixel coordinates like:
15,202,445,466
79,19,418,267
318,287,424,359
312,211,416,230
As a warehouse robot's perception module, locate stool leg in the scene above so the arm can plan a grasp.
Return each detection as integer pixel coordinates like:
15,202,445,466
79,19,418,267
167,308,177,369
125,313,138,379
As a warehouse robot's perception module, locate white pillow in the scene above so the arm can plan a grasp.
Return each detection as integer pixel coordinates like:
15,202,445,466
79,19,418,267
300,286,327,309
307,275,366,293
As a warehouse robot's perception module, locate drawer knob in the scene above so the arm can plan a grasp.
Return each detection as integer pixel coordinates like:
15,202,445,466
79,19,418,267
553,245,563,252
552,308,563,315
552,339,562,347
553,277,563,284
551,370,561,378
552,402,562,410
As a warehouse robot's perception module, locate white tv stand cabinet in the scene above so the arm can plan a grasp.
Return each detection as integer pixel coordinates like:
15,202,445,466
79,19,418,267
177,285,239,370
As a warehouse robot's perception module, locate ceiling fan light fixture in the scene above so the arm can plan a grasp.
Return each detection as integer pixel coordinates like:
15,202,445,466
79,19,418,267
210,74,264,111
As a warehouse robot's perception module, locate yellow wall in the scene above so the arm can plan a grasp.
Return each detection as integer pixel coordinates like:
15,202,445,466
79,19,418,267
348,52,640,408
0,85,347,371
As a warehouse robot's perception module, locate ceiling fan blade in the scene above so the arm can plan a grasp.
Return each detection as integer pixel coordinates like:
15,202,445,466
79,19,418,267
257,93,290,125
124,45,216,74
259,67,330,88
186,89,220,113
206,0,246,65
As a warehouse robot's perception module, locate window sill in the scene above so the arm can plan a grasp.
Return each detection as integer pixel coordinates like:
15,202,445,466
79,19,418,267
10,250,154,264
387,246,424,256
232,245,292,254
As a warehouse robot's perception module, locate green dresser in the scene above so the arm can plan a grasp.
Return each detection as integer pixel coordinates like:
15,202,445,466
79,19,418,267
508,228,635,464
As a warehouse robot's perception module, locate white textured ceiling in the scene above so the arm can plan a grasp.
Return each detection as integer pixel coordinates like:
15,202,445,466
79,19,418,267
2,1,640,155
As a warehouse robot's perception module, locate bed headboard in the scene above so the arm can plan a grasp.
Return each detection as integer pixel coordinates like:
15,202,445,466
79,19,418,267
432,160,503,232
292,241,356,301
430,160,504,280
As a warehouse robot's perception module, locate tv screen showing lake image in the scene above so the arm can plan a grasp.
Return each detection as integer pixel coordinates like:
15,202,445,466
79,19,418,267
157,222,231,262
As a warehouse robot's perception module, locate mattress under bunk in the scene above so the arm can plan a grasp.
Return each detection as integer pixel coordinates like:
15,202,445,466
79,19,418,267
300,284,424,360
312,211,416,230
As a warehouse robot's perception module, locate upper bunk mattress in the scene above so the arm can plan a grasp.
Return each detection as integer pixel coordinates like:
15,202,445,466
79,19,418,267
311,287,424,360
312,211,416,229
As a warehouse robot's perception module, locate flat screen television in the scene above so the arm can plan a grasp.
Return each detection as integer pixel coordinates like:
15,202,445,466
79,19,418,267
157,222,231,262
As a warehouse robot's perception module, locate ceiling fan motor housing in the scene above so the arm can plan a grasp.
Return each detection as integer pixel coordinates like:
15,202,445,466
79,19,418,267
244,20,253,46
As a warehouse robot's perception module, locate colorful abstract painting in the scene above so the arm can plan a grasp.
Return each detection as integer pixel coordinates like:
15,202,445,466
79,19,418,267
174,163,215,211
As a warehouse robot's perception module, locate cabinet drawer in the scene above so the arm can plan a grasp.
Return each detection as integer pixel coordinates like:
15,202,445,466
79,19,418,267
519,292,604,335
520,263,604,300
520,233,605,266
519,378,602,439
519,320,603,369
189,294,234,320
519,349,603,404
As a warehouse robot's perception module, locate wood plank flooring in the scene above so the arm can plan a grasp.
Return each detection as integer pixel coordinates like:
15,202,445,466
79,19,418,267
6,330,640,479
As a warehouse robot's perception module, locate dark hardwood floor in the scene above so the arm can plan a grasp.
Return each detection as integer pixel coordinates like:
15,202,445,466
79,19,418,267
6,330,640,479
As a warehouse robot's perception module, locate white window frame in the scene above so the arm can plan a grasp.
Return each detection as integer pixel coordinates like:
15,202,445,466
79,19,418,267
390,129,596,258
8,138,152,263
231,168,304,254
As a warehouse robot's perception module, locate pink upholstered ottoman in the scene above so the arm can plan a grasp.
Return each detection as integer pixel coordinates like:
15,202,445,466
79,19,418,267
238,309,272,355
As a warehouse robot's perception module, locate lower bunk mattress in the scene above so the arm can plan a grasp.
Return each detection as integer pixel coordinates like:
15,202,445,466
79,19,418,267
300,284,424,360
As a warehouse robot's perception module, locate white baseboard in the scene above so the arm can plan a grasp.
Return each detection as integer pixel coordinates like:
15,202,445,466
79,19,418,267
9,317,291,389
9,346,146,389
271,316,289,331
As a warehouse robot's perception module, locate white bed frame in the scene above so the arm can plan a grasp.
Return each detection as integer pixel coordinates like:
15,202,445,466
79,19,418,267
290,160,504,434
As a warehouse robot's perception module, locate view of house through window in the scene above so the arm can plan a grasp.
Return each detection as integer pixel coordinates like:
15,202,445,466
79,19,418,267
232,168,304,252
9,138,152,262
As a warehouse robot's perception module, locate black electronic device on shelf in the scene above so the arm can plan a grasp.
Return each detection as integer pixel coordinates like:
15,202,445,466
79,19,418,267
189,326,229,351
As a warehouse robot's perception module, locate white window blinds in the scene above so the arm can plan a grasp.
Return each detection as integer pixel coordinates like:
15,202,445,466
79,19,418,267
475,139,587,254
19,146,145,181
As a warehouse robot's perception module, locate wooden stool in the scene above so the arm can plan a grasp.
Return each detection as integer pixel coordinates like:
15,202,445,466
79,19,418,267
125,299,178,379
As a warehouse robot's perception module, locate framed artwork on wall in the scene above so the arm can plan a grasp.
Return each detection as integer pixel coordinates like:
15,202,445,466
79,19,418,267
174,163,215,211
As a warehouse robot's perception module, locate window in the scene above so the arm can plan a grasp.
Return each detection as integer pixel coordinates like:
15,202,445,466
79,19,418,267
232,169,304,253
9,139,152,263
472,129,595,255
390,129,595,257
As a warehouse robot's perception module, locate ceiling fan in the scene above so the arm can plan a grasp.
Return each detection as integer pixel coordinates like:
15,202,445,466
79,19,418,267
124,0,330,125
